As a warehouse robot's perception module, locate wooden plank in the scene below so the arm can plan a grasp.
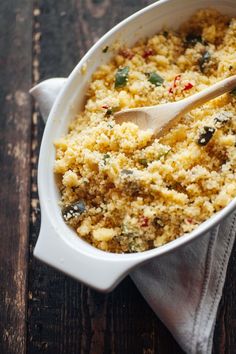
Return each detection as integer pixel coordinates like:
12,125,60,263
27,1,236,354
0,1,33,353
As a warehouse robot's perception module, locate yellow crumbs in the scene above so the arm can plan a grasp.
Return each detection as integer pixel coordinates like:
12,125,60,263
54,9,236,253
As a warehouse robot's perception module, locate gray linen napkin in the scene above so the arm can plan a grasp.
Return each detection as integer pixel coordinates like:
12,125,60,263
30,78,236,354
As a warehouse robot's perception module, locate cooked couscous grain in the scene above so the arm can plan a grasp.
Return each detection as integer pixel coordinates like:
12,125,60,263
55,9,236,253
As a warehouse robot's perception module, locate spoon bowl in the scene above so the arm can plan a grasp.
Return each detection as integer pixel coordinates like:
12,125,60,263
114,75,236,136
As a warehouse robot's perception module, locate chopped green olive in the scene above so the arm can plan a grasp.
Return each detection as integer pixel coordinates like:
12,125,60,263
199,51,211,72
230,87,236,95
102,45,109,53
197,126,215,146
163,31,169,38
62,200,86,222
105,106,119,117
115,66,129,88
152,217,164,229
147,72,164,86
103,153,110,165
105,108,113,117
185,33,202,46
139,158,148,167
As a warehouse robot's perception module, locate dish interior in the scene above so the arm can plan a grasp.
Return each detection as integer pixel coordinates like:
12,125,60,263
39,0,236,258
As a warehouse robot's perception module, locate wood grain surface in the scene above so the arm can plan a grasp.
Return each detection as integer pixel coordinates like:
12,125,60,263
0,1,32,353
0,0,236,353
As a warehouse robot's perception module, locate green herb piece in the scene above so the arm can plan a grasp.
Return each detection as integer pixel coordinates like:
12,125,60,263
102,45,109,53
157,148,172,159
127,180,140,196
139,158,148,167
230,87,236,95
199,51,211,72
103,153,110,165
121,169,133,175
107,122,114,129
147,72,164,86
115,66,129,88
197,126,215,146
62,200,86,222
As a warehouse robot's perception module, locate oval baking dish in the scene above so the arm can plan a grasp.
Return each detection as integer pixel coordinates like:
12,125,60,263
35,0,236,292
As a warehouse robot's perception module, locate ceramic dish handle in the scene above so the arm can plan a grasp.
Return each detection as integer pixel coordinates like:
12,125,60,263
30,78,67,123
34,212,141,292
30,79,142,291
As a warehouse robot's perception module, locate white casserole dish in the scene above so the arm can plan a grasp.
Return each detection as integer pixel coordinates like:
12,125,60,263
35,0,236,292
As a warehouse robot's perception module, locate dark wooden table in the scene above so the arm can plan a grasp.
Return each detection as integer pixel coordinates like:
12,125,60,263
1,1,236,353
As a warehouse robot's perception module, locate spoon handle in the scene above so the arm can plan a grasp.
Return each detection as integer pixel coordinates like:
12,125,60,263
179,75,236,114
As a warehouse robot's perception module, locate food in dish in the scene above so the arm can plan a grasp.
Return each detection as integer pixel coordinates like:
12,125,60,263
54,9,236,253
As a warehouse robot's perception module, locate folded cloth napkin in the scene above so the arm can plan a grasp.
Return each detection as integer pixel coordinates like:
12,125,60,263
30,78,236,354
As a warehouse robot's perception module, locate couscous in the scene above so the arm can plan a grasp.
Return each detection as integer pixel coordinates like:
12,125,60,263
54,9,236,253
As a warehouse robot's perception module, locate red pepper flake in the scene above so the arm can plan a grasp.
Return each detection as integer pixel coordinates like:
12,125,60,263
118,48,134,59
140,216,149,227
187,218,193,224
142,48,155,59
102,104,109,109
168,74,182,94
183,82,194,91
173,74,181,87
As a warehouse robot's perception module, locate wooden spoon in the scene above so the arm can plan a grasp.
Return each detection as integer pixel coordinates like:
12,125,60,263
114,75,236,137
